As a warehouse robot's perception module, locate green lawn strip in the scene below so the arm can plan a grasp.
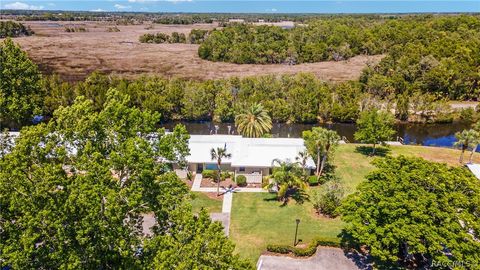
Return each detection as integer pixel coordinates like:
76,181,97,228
190,192,222,214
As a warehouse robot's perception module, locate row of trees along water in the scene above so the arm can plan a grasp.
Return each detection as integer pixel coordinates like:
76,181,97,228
2,37,479,130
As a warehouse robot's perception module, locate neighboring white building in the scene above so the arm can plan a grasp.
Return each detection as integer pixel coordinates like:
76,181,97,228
228,18,245,23
182,135,315,184
466,163,480,180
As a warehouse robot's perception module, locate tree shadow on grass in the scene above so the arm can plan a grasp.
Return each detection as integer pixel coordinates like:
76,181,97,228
355,146,391,157
262,189,309,207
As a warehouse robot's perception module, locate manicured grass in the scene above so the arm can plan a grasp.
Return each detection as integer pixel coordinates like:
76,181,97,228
230,192,344,264
190,192,222,214
230,144,474,264
389,144,480,166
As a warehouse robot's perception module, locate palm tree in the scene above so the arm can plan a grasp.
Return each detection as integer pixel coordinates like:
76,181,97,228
268,159,307,204
454,129,478,164
302,127,340,180
211,145,231,196
235,103,272,138
318,129,340,177
295,150,309,181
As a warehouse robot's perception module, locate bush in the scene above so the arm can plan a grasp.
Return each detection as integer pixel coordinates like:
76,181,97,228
107,26,120,32
311,180,344,218
308,175,319,186
202,170,232,182
262,176,270,188
202,169,216,179
221,171,232,180
236,175,247,187
266,244,290,254
0,21,34,38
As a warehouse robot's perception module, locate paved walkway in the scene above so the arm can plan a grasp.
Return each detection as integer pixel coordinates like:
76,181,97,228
191,173,202,191
222,191,233,213
257,247,364,270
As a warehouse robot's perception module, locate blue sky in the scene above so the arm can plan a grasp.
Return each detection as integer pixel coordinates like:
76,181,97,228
1,0,479,13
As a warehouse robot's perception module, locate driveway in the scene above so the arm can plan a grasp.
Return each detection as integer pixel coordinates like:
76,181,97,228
257,247,369,270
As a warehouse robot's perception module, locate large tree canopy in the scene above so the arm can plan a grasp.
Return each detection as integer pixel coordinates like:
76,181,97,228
354,109,395,154
0,89,251,269
339,156,480,268
0,38,43,128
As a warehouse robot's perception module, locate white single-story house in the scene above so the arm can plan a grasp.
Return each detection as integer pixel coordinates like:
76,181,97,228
179,135,316,184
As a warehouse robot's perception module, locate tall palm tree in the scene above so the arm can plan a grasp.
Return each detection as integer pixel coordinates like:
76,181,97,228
211,145,231,196
318,129,340,177
268,159,307,204
235,103,272,138
454,129,478,164
302,127,340,180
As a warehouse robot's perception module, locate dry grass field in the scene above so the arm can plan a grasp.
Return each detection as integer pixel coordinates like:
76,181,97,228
6,21,383,81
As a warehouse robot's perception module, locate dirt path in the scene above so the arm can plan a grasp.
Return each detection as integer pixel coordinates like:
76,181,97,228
6,21,383,81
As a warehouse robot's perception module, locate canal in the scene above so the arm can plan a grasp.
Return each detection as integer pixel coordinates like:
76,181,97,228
162,121,473,148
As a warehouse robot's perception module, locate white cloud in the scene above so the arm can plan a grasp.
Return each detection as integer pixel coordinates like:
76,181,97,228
114,4,131,9
4,1,44,10
265,8,277,12
166,0,193,2
90,8,106,12
47,2,56,6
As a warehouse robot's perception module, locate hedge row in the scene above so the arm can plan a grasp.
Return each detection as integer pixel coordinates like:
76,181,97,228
266,238,341,257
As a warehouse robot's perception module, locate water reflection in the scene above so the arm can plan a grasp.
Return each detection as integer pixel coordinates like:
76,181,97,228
161,121,472,148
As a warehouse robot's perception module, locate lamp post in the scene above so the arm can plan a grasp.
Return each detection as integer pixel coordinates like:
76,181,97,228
294,219,300,246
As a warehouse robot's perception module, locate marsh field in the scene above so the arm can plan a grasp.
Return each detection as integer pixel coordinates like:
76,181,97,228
8,21,382,81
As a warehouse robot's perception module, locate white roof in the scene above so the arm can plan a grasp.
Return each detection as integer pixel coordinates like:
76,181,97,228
466,163,480,180
186,135,316,168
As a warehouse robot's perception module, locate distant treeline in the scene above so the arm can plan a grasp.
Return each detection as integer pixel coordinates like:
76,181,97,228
199,15,480,100
2,10,388,24
139,29,208,44
0,21,33,38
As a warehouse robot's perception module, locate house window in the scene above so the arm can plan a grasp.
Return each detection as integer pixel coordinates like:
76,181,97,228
239,167,245,172
206,164,217,170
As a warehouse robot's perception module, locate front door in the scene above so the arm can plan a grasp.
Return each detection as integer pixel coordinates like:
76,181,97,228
197,163,203,173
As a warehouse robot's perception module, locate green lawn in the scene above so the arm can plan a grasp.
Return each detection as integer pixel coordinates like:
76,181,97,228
230,192,344,264
230,144,472,264
190,192,222,214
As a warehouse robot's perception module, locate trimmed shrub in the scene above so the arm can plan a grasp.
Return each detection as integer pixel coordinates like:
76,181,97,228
266,244,290,254
308,175,319,186
236,175,247,187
